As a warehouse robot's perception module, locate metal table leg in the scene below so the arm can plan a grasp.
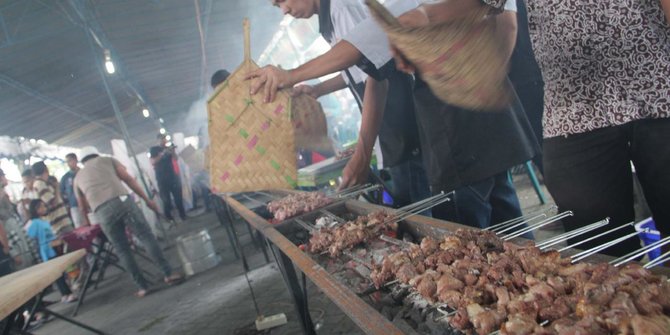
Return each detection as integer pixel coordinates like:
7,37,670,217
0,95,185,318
42,309,106,334
269,245,316,335
1,310,18,335
212,195,240,260
73,242,105,317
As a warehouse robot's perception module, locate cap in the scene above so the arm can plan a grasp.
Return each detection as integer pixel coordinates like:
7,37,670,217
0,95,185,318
80,146,100,161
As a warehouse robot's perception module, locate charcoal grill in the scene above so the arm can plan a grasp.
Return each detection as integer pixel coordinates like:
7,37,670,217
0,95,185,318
217,191,670,335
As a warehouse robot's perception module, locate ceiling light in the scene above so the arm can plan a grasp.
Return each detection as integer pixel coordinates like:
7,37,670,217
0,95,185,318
104,49,115,74
142,108,150,118
159,128,166,135
159,118,164,123
165,135,172,141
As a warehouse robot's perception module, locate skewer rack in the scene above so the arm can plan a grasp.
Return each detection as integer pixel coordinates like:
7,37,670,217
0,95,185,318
216,190,670,335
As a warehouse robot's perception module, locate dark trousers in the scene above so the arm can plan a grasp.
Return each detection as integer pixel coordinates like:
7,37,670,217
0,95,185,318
544,118,670,257
158,178,186,220
388,154,432,214
432,171,528,238
96,197,172,289
514,80,545,173
55,273,72,296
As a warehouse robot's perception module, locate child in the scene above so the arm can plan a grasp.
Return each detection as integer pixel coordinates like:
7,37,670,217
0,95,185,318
26,199,77,303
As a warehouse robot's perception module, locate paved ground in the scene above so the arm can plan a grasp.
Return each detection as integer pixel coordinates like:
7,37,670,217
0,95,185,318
35,170,556,335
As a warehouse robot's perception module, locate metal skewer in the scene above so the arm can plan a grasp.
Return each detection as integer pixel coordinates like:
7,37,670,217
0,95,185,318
486,205,557,232
501,211,574,240
343,250,373,268
332,183,376,197
319,209,347,224
571,228,649,263
611,235,670,267
383,192,454,226
536,218,610,250
491,213,548,235
379,234,416,248
242,194,270,207
559,221,633,253
294,218,315,233
644,249,670,269
255,191,280,200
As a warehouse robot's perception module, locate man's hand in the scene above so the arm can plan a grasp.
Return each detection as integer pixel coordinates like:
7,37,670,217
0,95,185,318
291,85,318,98
391,46,416,74
13,256,22,266
338,149,371,191
146,199,161,215
245,65,295,103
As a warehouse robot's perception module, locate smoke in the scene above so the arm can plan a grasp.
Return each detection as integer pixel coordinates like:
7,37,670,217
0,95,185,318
181,96,209,148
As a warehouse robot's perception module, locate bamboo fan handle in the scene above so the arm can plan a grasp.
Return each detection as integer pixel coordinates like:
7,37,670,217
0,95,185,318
243,18,251,61
364,0,399,29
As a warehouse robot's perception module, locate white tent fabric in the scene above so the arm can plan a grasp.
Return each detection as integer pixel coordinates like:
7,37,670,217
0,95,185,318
0,136,80,160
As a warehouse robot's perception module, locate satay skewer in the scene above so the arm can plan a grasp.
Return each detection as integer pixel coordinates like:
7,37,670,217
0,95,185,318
501,211,573,240
611,234,670,267
558,221,633,252
486,205,557,232
535,218,610,250
571,227,649,263
644,249,670,269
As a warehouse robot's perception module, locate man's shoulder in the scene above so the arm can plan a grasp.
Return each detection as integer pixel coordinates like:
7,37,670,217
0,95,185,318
331,0,366,14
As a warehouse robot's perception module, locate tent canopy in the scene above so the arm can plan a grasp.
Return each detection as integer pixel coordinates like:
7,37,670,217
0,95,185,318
0,0,283,152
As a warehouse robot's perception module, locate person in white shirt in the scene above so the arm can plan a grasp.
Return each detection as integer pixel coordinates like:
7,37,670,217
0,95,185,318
248,0,431,208
250,1,543,232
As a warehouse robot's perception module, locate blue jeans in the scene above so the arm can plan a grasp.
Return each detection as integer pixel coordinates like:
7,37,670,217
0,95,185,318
96,196,173,289
388,154,432,216
432,171,532,239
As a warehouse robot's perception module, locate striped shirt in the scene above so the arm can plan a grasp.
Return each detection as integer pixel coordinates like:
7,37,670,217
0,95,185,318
33,179,73,234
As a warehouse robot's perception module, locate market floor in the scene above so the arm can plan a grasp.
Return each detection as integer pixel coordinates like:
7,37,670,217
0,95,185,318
35,170,556,335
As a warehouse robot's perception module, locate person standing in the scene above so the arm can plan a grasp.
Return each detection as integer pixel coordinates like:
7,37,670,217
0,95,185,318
150,145,187,222
18,169,38,223
0,169,15,276
247,0,432,208
253,0,538,228
26,199,77,303
524,0,670,256
60,153,85,228
31,162,73,237
74,146,183,297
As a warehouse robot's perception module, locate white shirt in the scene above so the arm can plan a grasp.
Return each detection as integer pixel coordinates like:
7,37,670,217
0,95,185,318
330,0,517,84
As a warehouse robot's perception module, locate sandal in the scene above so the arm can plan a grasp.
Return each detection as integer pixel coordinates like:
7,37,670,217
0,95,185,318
135,289,148,298
164,273,185,286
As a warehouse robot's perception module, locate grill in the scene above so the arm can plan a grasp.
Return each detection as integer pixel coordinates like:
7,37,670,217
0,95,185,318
218,190,670,335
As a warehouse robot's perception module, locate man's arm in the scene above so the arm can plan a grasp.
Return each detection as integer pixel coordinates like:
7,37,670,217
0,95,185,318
339,77,389,189
74,185,92,227
292,75,349,98
113,160,160,214
246,41,363,103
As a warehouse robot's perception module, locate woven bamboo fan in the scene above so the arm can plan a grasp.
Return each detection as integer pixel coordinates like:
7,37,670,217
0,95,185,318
292,95,333,153
208,19,298,193
365,0,512,111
